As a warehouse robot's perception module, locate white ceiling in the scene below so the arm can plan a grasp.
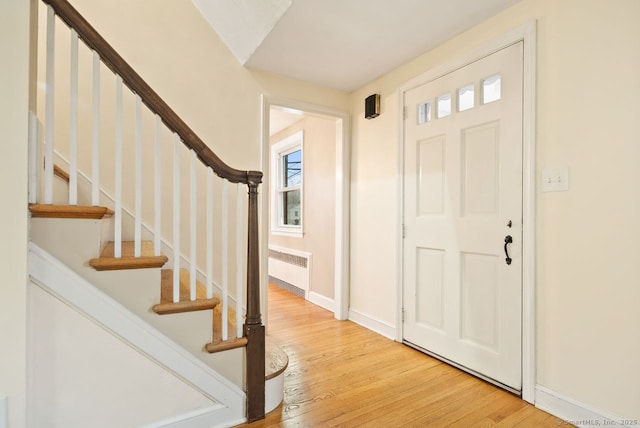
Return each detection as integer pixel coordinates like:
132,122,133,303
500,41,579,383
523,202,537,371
269,106,304,136
194,0,522,92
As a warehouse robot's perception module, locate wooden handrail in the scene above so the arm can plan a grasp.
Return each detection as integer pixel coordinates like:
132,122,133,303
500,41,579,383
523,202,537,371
41,0,265,421
42,0,262,186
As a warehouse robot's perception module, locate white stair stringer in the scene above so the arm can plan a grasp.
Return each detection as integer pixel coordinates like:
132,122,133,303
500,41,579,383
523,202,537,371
28,242,246,427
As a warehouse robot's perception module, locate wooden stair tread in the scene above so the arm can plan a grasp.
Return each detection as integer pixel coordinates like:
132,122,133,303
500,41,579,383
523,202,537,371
205,337,248,353
89,241,168,271
207,299,245,353
30,204,114,219
205,298,248,354
265,338,288,381
153,269,220,314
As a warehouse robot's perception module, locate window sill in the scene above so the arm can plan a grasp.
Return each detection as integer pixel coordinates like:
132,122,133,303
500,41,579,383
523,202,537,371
271,229,303,238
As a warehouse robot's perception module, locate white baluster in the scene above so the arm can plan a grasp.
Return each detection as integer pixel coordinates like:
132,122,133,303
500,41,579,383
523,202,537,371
173,134,181,303
154,115,162,256
114,75,123,259
44,6,55,205
190,150,197,301
134,96,142,257
28,112,39,204
222,180,229,341
91,51,100,206
69,30,78,205
236,183,244,338
206,168,214,299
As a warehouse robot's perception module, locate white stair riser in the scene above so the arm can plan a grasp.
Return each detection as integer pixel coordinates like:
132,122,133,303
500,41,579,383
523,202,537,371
265,374,285,414
31,217,107,266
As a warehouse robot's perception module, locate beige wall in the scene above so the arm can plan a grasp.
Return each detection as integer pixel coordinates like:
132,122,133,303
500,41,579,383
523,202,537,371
29,284,215,427
269,116,337,300
22,0,640,421
26,1,349,420
66,0,261,171
39,0,350,312
0,1,32,426
348,0,640,419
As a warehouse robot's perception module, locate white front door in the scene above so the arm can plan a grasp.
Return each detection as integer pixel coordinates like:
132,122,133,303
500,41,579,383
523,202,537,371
402,42,524,392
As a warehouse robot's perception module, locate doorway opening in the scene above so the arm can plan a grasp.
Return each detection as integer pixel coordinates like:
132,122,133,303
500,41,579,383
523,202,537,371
261,97,350,322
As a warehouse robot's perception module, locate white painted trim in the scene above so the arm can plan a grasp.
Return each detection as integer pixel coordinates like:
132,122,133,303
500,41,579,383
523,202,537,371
261,95,351,321
43,5,55,205
141,405,245,428
28,242,245,417
28,112,40,204
91,50,100,206
535,385,637,428
172,133,181,303
395,73,406,344
154,114,162,256
235,183,244,338
114,75,123,259
268,244,312,260
134,96,143,257
397,21,537,401
69,29,79,206
189,150,197,301
308,291,334,313
348,308,396,340
221,180,229,341
520,21,538,404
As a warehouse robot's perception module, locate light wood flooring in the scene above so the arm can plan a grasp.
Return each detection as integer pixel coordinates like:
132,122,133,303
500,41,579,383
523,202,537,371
236,284,566,427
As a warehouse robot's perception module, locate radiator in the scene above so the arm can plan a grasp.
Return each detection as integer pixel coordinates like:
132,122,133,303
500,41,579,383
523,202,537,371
268,246,311,298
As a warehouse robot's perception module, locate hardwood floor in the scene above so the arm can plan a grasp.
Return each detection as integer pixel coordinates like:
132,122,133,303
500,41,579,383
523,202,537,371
236,285,565,427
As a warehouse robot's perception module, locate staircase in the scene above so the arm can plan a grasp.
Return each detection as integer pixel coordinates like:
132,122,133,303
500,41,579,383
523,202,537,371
27,0,286,425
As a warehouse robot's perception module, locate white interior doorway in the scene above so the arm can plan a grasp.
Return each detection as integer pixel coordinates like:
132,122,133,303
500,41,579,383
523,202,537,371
261,96,350,321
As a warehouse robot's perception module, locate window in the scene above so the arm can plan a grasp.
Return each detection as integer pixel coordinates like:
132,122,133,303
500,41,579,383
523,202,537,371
271,131,303,236
482,74,501,104
417,101,431,124
436,93,452,118
458,84,475,112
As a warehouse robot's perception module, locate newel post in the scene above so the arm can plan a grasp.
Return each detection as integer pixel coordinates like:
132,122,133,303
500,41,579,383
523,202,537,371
244,171,265,422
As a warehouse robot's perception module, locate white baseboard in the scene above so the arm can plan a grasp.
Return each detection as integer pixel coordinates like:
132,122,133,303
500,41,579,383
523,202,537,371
142,405,245,428
535,385,638,427
348,308,396,340
308,291,334,313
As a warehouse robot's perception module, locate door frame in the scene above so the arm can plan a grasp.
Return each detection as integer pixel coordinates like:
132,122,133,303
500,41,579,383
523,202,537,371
261,95,351,321
397,21,537,403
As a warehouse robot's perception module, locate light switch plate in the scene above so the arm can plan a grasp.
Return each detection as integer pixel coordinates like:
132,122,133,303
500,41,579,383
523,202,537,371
541,167,569,192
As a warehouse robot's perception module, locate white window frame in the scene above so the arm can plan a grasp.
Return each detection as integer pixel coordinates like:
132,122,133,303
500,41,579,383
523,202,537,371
271,130,304,237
